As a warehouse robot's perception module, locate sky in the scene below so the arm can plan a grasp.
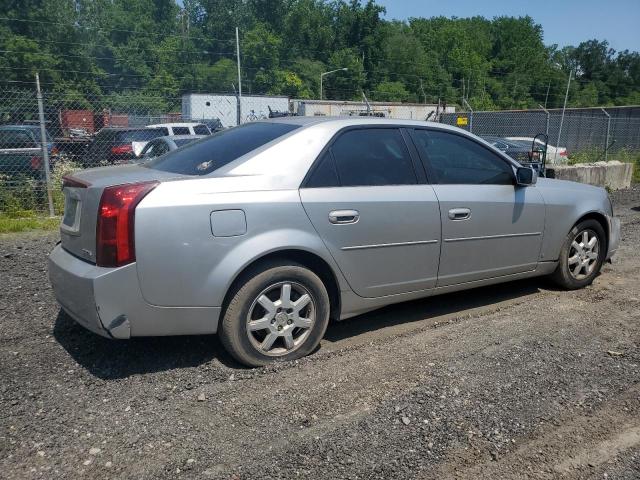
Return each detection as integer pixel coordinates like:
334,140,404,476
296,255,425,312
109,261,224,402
375,0,640,52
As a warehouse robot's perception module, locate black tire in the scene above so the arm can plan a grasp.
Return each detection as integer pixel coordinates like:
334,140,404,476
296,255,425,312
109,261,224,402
219,261,331,367
550,219,606,290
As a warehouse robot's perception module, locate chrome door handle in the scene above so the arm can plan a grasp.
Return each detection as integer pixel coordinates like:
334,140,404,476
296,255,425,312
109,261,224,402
329,210,359,224
448,208,471,220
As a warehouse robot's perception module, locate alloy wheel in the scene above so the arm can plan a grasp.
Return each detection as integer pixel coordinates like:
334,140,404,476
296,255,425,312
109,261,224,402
568,229,600,280
245,281,316,357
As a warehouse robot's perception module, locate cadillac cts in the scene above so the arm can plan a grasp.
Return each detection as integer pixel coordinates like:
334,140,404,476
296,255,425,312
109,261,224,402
49,118,620,367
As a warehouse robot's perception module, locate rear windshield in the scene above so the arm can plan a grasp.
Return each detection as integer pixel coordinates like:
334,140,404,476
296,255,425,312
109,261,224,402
117,129,164,142
193,124,210,135
146,122,300,175
174,138,198,148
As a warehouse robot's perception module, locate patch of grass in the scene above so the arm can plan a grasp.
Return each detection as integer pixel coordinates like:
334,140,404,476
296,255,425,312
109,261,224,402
0,213,60,233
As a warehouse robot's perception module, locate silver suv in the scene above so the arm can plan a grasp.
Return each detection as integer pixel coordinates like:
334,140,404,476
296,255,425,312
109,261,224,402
49,117,620,366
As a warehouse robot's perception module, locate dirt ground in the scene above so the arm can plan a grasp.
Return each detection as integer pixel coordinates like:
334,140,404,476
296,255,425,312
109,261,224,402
1,187,639,480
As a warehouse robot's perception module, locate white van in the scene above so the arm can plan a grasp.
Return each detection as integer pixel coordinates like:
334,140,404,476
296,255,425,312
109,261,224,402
146,122,211,136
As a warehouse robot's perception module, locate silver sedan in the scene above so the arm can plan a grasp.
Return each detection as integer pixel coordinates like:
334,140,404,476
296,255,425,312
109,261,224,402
49,117,620,366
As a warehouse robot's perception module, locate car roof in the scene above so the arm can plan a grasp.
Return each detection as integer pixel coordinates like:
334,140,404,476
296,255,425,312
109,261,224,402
0,124,40,130
99,127,162,132
261,115,471,132
164,134,207,140
147,122,205,128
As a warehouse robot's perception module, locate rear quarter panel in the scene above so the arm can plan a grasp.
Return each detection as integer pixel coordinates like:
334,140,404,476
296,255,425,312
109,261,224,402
134,177,347,307
536,178,611,261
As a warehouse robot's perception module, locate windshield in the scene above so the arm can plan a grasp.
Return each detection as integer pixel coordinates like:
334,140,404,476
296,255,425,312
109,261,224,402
146,122,300,175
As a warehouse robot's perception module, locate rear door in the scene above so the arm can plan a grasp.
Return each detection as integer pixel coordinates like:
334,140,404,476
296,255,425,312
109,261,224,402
410,128,545,287
300,127,441,298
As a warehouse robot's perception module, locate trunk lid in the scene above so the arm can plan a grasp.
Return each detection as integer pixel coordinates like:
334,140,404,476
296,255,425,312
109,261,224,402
60,164,182,263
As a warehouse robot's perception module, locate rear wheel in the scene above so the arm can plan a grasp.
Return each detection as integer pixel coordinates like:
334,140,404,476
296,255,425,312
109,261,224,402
219,262,330,367
550,219,606,289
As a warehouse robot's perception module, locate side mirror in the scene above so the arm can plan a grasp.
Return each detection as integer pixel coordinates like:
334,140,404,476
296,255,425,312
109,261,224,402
516,166,537,186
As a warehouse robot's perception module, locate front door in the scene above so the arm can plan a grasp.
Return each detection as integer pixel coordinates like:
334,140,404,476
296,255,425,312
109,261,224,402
409,128,545,287
300,127,441,298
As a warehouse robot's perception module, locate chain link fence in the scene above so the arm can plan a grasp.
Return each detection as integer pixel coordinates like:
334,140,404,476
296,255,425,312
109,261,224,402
1,83,639,216
440,106,640,164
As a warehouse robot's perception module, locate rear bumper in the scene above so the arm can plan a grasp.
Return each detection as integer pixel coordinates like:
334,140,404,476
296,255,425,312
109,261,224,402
48,244,221,338
607,215,621,260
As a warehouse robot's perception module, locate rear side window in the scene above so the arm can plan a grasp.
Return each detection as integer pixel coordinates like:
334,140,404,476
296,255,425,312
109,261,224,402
330,129,417,187
412,130,513,185
172,126,190,135
146,122,300,175
193,125,210,135
305,151,339,188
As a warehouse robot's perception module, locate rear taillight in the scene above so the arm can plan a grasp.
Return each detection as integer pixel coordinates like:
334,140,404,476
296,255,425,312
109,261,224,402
30,156,42,170
50,146,59,156
111,144,133,155
560,150,568,157
96,181,158,267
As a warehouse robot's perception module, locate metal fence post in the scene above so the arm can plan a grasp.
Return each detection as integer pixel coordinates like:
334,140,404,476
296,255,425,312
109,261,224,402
539,104,550,135
555,70,572,163
235,27,242,126
463,98,473,133
35,73,55,217
601,107,611,162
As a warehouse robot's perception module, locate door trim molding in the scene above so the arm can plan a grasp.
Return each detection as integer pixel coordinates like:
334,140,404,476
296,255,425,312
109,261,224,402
342,239,439,251
444,231,541,243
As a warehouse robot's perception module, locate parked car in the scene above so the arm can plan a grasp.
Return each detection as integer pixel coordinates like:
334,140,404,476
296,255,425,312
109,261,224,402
84,128,165,166
146,122,211,136
0,125,57,178
480,136,532,164
139,135,206,160
49,118,620,367
506,136,569,162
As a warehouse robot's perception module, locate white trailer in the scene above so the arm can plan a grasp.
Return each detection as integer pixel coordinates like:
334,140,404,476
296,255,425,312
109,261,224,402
182,94,290,127
291,99,455,121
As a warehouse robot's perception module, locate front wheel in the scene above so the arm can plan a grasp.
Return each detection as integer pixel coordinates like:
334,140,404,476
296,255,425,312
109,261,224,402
550,219,606,290
219,262,330,367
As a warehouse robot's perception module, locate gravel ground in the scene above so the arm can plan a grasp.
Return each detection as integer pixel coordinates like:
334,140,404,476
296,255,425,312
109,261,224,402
1,186,640,480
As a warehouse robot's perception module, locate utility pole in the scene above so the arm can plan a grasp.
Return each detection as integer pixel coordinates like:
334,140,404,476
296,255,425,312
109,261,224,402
35,73,55,217
555,69,572,163
235,27,242,126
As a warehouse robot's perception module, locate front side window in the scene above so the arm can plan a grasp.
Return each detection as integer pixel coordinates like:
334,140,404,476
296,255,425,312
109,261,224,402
412,130,514,185
146,122,300,175
329,128,417,187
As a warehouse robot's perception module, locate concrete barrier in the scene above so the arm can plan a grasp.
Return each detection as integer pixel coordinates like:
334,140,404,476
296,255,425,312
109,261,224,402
546,161,634,191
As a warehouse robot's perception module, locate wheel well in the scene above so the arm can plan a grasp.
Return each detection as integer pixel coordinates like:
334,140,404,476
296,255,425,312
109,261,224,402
574,212,609,252
222,250,341,322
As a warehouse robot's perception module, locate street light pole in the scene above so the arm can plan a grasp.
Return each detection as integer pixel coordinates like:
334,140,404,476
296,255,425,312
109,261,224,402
320,68,348,100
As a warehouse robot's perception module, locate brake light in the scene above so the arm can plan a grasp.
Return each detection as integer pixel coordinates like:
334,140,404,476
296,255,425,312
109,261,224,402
30,156,42,170
111,144,133,155
560,150,568,157
96,181,158,267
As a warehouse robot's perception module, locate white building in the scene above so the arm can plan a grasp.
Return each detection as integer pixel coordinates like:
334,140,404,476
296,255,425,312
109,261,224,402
182,94,290,127
291,99,455,121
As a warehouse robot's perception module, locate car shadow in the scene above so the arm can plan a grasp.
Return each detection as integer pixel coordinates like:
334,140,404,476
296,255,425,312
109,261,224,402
54,278,546,379
53,310,242,379
324,277,544,343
